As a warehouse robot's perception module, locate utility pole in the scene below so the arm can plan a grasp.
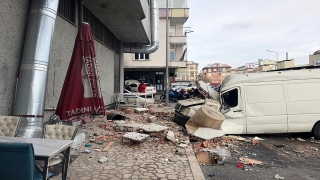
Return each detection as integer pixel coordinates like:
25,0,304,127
165,0,169,105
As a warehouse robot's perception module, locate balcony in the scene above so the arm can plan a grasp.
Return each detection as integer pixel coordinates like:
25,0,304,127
169,36,187,46
170,61,187,68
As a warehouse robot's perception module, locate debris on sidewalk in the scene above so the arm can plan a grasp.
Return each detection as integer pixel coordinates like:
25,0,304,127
166,130,176,143
297,138,305,142
98,156,108,163
239,157,262,165
122,132,150,144
275,174,285,179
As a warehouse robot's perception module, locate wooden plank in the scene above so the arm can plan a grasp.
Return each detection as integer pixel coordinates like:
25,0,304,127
102,141,114,152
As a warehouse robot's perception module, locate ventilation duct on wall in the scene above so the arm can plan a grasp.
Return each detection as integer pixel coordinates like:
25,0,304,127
13,0,60,138
123,0,159,54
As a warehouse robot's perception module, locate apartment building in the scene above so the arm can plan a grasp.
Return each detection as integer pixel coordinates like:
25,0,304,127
175,61,198,82
277,59,295,69
202,63,232,84
123,0,189,91
309,50,320,66
237,59,277,73
0,0,155,120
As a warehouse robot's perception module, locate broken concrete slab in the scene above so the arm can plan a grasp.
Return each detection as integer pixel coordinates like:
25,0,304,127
134,108,149,114
166,130,176,143
192,128,225,140
123,132,150,142
139,123,168,132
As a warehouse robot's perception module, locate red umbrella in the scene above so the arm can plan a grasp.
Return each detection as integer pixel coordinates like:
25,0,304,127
56,22,105,120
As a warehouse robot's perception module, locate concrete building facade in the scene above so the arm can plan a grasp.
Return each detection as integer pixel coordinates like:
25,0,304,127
0,0,155,119
123,0,189,91
175,61,198,83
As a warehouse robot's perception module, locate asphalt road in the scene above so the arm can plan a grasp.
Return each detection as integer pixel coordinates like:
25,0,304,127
200,133,320,180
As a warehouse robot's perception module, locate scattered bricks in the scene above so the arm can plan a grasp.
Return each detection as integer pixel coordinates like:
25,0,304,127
115,126,124,132
134,108,149,114
125,107,134,114
105,110,112,115
147,116,157,123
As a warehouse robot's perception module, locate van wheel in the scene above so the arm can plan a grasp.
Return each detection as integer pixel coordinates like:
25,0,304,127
313,123,320,140
160,95,165,102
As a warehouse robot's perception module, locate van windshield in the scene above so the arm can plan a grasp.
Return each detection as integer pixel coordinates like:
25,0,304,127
222,89,238,108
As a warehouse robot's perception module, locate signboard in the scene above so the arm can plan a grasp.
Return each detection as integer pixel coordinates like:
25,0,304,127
176,68,187,75
245,63,255,69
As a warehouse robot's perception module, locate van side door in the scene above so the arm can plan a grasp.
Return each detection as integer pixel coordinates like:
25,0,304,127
220,87,246,134
244,82,288,134
284,79,320,133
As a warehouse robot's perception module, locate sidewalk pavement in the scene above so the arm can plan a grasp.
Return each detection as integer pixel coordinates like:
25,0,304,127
51,105,205,180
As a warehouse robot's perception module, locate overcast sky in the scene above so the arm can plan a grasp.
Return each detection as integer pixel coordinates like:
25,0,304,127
184,0,320,69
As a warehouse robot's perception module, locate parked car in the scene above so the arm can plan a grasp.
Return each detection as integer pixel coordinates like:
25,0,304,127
124,80,156,94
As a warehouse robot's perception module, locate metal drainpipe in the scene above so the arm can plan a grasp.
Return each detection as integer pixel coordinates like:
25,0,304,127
123,0,159,54
13,0,60,138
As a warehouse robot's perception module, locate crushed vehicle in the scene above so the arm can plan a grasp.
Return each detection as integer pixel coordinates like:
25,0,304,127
175,68,320,139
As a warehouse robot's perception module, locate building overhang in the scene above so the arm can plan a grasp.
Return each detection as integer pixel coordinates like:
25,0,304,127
83,0,150,44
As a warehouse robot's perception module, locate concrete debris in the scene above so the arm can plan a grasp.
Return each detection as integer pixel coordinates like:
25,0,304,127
253,136,265,140
123,132,150,142
98,156,108,163
192,128,225,140
134,108,149,114
239,157,262,165
297,138,306,142
166,130,176,143
275,174,285,179
139,123,168,132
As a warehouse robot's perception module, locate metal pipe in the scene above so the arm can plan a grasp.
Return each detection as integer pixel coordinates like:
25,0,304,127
123,0,159,54
13,0,60,138
165,0,169,105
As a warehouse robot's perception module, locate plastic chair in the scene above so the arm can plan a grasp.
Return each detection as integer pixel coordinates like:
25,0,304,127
0,142,42,180
0,116,21,137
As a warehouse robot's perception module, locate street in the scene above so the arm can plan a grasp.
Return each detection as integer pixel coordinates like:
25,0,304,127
200,133,320,180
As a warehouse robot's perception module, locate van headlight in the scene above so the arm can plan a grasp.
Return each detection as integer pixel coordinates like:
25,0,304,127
180,107,190,116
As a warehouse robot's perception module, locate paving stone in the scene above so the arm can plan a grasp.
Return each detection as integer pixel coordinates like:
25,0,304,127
156,173,166,178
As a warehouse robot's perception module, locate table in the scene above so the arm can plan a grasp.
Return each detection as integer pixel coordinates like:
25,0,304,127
115,92,154,109
0,136,73,180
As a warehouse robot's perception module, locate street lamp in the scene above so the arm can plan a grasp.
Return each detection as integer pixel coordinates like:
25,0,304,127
266,50,278,69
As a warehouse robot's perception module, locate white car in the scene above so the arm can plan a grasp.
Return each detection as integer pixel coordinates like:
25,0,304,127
125,80,156,94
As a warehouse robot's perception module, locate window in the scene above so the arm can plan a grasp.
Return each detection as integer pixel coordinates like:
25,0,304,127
208,69,211,73
213,68,217,72
222,89,238,108
58,0,76,24
134,53,150,60
170,26,176,36
170,49,175,61
222,68,226,72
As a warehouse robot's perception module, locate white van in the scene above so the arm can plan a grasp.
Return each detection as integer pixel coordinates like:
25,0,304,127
214,69,320,138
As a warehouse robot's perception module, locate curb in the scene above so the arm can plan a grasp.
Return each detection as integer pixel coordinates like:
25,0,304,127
186,145,206,180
